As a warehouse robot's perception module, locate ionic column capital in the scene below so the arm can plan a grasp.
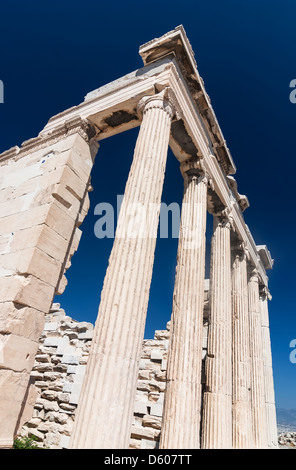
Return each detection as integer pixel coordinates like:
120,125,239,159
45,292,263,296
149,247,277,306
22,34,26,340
137,88,175,119
248,267,260,283
180,157,214,191
181,160,207,182
231,240,250,261
213,207,234,231
259,284,272,301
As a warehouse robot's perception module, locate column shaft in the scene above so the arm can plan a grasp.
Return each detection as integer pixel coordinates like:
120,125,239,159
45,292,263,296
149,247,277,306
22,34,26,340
260,291,278,448
232,249,253,448
248,270,268,448
69,91,174,449
160,167,208,449
201,215,232,449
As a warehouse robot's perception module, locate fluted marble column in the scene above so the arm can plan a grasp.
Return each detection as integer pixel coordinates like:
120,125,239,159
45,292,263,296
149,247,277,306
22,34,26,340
160,162,208,449
232,245,253,448
201,214,232,449
260,287,278,448
248,269,268,448
69,90,174,449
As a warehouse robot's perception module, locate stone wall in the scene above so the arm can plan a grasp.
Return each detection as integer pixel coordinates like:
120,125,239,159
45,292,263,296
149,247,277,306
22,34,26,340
278,432,296,448
20,304,174,449
19,303,94,448
129,327,169,449
0,125,98,446
19,283,210,449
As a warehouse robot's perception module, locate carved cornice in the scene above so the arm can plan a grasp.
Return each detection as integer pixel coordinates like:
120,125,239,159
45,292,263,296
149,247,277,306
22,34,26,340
0,117,98,163
39,116,98,146
139,25,236,177
139,25,198,72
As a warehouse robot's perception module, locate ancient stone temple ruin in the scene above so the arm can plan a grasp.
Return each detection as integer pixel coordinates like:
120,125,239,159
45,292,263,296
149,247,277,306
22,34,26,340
0,26,277,449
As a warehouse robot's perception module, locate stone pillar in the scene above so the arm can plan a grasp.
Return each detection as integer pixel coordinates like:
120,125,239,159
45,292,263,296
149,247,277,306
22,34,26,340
0,119,98,448
260,287,278,448
159,161,208,449
69,90,174,449
231,244,253,448
201,213,232,449
248,268,268,448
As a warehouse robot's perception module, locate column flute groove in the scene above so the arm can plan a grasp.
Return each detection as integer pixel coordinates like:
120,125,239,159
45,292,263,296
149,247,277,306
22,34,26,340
259,287,278,448
201,213,232,449
248,268,268,448
160,161,208,449
232,244,253,448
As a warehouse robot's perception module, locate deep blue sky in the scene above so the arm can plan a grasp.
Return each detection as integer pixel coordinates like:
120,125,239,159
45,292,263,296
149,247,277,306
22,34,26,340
0,1,295,411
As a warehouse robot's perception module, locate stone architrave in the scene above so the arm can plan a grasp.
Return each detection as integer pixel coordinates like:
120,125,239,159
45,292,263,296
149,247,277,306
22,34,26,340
231,244,253,448
69,90,174,449
159,161,208,449
202,213,232,449
248,268,268,448
260,287,278,448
